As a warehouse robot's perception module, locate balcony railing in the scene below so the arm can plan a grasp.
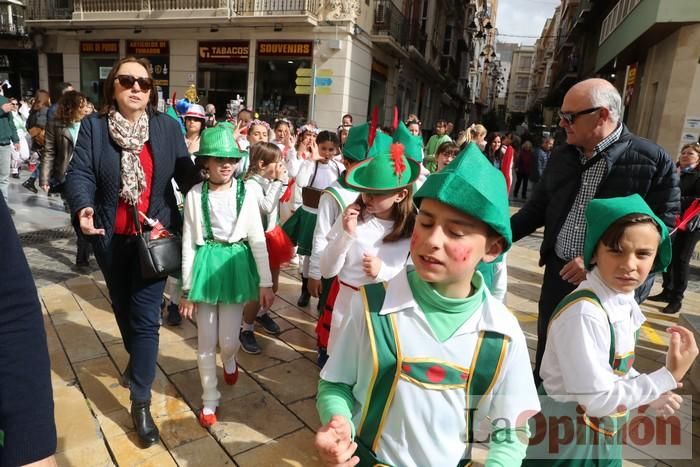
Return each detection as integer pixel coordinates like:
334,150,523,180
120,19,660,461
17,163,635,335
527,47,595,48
373,0,408,47
0,20,26,36
407,21,427,56
27,0,322,19
599,0,641,44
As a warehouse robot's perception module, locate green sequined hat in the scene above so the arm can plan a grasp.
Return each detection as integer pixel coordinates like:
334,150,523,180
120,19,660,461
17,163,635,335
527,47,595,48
195,123,243,159
345,131,421,193
414,142,512,250
584,194,672,273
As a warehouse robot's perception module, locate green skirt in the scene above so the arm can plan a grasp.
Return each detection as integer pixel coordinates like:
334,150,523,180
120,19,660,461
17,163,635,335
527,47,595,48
189,241,260,305
281,207,318,256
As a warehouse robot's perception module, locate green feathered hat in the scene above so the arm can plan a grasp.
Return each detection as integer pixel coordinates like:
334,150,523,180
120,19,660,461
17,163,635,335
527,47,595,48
392,121,424,163
345,130,421,193
342,123,372,162
584,194,671,272
195,123,243,159
414,142,512,250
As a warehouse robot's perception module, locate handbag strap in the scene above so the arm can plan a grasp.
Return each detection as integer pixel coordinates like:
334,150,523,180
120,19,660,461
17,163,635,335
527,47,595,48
131,203,143,235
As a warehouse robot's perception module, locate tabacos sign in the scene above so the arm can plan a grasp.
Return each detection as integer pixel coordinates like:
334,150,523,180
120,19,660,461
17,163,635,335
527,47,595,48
199,41,250,64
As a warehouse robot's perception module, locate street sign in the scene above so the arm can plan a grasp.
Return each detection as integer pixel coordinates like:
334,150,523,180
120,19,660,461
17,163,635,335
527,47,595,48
295,86,332,95
296,68,312,77
295,77,312,86
315,77,333,87
317,69,333,77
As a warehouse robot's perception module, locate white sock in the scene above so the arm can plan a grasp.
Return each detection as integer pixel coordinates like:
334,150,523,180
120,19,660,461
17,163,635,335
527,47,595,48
224,359,237,374
257,307,269,317
242,322,255,332
202,406,216,415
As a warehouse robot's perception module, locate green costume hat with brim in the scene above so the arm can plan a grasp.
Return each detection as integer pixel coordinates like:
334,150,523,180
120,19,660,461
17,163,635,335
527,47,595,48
413,142,513,250
195,123,243,159
584,194,672,273
342,123,372,162
345,132,421,193
393,121,424,163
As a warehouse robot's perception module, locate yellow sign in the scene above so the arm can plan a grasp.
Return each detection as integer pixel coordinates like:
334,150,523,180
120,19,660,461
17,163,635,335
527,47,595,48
295,86,332,95
296,68,312,77
317,69,333,77
315,87,331,95
295,77,312,86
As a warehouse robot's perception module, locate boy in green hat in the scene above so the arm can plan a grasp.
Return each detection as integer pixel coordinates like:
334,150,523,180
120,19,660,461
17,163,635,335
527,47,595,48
178,125,274,428
315,143,540,466
523,194,698,466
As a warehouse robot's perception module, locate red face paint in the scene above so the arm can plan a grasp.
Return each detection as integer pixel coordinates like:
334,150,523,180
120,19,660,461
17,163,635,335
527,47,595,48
446,244,472,263
410,230,420,250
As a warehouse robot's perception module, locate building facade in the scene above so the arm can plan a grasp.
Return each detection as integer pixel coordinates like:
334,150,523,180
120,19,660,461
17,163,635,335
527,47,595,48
0,1,39,99
505,44,534,121
25,0,490,131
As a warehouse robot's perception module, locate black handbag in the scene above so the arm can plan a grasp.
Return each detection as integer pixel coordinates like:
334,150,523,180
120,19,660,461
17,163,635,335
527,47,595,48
132,205,182,280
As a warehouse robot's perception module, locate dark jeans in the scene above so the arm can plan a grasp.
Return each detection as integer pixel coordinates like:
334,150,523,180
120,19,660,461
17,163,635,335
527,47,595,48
534,254,654,385
662,229,700,301
513,172,529,199
97,234,166,402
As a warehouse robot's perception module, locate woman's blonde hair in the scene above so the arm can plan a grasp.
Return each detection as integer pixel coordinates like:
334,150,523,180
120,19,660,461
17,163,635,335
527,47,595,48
456,123,488,147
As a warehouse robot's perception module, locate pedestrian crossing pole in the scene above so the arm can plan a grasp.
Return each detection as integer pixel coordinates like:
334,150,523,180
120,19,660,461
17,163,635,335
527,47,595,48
310,63,317,123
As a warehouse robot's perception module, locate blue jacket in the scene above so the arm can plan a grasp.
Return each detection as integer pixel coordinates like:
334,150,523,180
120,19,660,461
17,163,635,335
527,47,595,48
531,146,549,183
64,111,200,263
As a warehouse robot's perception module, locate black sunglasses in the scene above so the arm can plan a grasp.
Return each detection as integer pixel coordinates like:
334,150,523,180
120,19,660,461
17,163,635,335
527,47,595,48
558,107,602,125
114,74,153,92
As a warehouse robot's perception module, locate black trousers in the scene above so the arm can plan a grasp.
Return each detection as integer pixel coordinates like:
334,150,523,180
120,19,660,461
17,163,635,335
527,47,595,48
534,254,655,385
662,229,700,301
513,172,529,199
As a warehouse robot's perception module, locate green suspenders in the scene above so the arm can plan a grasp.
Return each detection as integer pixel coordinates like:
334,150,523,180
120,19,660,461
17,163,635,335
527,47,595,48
355,282,508,467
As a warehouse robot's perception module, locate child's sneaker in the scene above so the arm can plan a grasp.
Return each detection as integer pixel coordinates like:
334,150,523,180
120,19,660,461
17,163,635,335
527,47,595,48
165,302,182,326
256,313,281,335
198,410,217,428
239,330,262,354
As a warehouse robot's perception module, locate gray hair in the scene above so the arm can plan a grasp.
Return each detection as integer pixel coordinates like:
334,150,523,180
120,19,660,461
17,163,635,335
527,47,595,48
590,86,622,124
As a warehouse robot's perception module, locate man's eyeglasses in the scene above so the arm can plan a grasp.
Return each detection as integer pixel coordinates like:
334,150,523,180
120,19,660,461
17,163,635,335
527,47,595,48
558,107,602,125
114,75,153,93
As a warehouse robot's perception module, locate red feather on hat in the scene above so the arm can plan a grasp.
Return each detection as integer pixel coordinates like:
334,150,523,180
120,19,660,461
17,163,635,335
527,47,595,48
368,106,379,148
390,143,406,176
392,106,399,132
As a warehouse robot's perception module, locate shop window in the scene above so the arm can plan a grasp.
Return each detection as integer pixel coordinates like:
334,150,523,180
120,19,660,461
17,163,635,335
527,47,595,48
255,56,311,127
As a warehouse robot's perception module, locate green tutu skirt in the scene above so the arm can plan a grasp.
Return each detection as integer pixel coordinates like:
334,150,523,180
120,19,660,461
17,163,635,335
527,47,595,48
281,207,318,256
189,241,260,305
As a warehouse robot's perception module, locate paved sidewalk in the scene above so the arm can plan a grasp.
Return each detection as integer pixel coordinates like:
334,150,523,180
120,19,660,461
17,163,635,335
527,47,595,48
28,234,699,466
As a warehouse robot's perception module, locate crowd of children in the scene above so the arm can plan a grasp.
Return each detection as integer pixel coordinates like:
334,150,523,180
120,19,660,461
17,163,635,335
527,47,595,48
162,105,698,467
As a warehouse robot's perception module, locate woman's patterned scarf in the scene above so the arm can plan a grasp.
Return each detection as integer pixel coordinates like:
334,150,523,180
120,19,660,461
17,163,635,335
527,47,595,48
108,109,149,205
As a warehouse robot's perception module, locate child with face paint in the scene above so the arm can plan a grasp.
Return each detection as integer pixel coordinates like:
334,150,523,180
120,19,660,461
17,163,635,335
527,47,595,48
523,194,698,466
315,143,540,467
317,126,419,365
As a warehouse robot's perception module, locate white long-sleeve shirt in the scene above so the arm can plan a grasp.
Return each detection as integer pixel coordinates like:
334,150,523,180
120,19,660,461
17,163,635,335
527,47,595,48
320,215,410,287
294,159,342,213
244,175,285,232
541,268,677,417
181,181,272,291
308,181,360,280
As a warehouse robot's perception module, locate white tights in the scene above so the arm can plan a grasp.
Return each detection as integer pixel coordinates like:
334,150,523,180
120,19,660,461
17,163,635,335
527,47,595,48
197,303,243,410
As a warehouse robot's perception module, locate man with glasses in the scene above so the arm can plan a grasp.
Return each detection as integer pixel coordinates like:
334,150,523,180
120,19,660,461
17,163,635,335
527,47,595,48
0,93,20,214
510,78,680,384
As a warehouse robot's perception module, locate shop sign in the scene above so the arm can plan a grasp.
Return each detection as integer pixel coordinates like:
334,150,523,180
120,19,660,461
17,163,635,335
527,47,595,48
258,41,312,57
623,62,637,106
126,40,169,56
199,41,250,63
81,40,119,55
148,56,170,88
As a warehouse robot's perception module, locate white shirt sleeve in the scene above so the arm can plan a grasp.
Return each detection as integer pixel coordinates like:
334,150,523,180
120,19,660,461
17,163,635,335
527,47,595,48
549,306,677,417
320,216,354,279
286,147,302,178
490,257,508,303
240,193,273,288
295,160,316,188
309,193,340,280
245,179,284,216
320,291,365,385
375,252,408,282
181,189,198,292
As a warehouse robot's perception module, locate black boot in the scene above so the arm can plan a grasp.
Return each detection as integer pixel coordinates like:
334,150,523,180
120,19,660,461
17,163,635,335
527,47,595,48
22,178,37,193
119,361,132,389
297,277,310,307
648,289,673,303
131,400,159,448
662,301,682,315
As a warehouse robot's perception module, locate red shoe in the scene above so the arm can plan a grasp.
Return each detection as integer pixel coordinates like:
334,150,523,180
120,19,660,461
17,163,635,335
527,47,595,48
223,363,239,385
198,410,217,427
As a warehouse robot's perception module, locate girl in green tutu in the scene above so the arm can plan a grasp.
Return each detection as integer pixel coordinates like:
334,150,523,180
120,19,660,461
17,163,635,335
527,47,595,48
179,123,275,428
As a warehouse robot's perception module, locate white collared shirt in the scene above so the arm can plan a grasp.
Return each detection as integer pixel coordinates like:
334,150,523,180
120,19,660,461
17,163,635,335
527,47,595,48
541,268,677,417
320,269,540,467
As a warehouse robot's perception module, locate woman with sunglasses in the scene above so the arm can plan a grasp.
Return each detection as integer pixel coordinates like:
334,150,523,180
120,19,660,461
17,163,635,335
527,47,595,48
64,57,200,448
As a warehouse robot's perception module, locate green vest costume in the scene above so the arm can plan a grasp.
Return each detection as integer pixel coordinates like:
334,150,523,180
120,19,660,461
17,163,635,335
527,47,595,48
354,282,509,467
523,289,636,467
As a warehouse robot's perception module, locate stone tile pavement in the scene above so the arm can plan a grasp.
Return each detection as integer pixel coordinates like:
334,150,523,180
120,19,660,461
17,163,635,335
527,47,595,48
24,231,699,466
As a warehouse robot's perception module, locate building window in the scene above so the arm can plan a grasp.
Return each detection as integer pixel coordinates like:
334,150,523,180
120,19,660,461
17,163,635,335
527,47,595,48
520,56,532,71
198,41,250,120
517,76,529,90
515,95,526,111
